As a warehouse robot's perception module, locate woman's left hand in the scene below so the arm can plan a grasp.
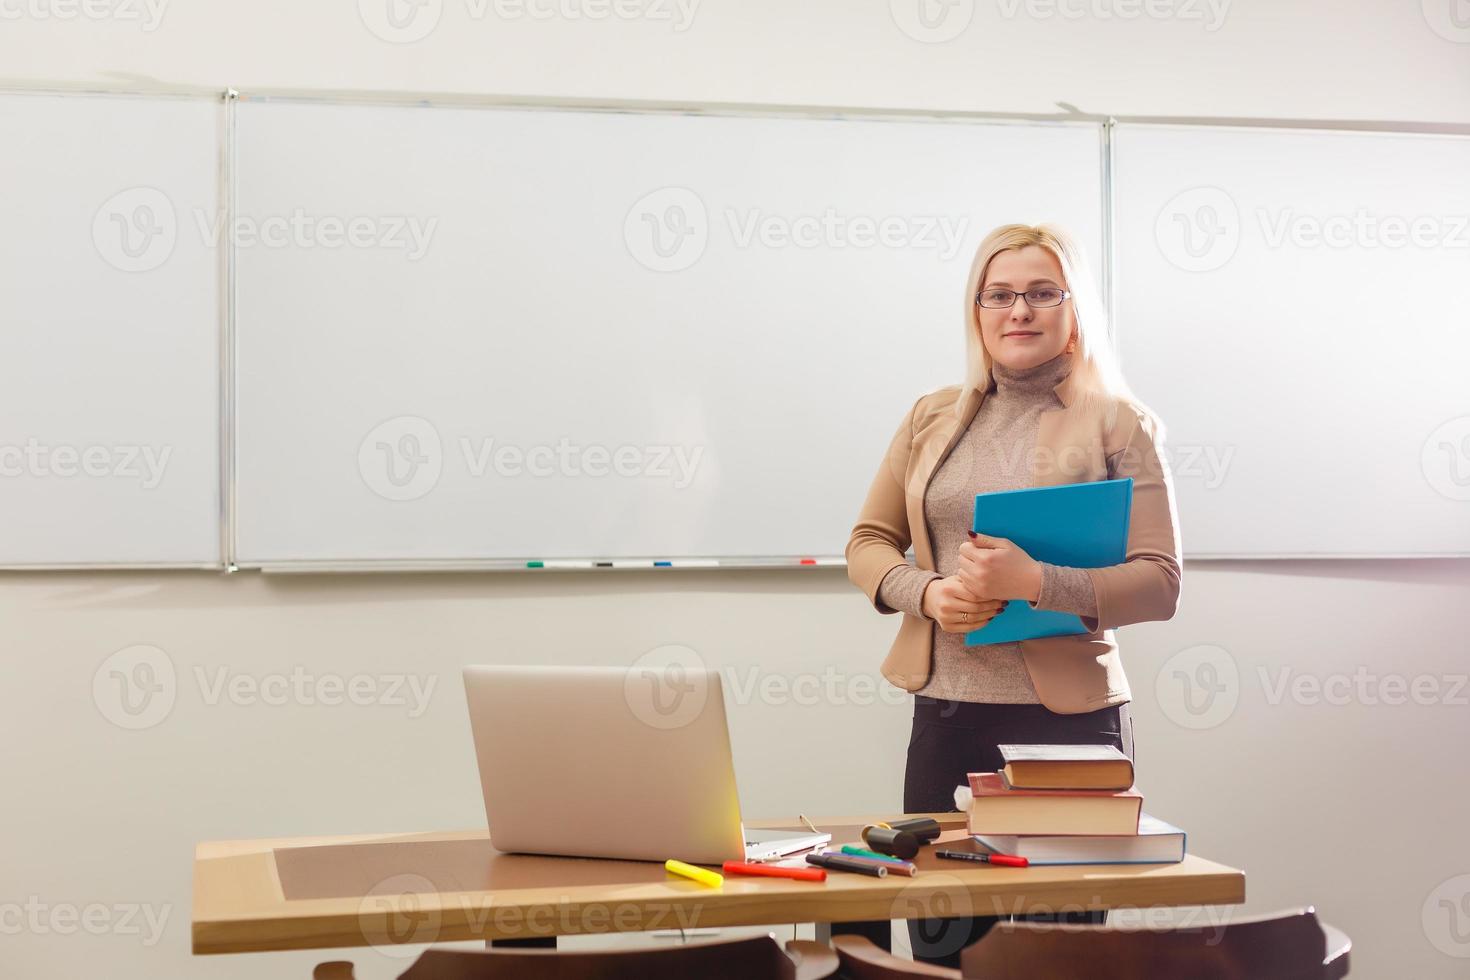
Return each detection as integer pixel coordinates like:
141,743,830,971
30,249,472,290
957,532,1043,602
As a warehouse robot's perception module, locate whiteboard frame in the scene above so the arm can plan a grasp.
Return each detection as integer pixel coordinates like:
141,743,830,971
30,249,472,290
1101,117,1119,347
226,91,1112,571
4,83,1470,568
222,90,240,572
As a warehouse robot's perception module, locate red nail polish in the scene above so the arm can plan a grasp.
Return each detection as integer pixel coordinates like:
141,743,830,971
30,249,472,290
967,530,977,538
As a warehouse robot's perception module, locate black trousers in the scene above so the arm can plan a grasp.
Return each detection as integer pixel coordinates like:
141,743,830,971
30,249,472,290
833,696,1134,968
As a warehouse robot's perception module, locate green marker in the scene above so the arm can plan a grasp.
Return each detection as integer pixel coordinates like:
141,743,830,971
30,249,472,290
526,561,544,568
841,845,907,864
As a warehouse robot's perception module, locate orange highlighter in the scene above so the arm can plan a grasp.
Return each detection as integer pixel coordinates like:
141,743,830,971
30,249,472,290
722,861,827,882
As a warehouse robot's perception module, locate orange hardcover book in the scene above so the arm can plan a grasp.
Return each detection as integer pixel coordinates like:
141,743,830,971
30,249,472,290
966,772,1143,836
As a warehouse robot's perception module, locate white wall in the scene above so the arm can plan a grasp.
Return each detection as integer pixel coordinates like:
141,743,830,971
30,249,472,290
2,0,1468,123
3,2,1469,978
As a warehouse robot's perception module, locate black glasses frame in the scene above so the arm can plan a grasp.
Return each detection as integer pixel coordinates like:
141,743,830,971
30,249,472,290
975,287,1072,309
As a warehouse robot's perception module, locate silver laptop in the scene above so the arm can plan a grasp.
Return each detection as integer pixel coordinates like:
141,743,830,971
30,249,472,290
463,665,830,864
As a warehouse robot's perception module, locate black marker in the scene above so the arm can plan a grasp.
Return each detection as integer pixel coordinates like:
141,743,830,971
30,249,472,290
807,852,887,877
935,849,1028,868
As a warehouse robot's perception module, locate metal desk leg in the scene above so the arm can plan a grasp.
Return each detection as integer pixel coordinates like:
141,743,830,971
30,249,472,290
488,937,557,949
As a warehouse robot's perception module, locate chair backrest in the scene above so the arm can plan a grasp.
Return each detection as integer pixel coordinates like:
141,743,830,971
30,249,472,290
831,935,961,979
962,907,1336,980
396,934,798,980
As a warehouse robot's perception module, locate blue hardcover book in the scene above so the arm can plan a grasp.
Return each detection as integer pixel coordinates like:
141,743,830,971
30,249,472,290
965,478,1133,646
973,813,1186,865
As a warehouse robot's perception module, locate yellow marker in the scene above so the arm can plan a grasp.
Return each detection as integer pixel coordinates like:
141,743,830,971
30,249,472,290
664,859,723,888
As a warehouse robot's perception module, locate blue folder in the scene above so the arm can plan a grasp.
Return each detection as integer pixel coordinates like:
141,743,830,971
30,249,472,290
964,478,1133,646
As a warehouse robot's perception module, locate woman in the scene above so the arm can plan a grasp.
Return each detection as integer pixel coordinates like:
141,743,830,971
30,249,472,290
845,223,1183,966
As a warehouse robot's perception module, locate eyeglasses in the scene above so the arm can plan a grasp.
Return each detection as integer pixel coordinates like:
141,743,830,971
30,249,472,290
975,286,1071,309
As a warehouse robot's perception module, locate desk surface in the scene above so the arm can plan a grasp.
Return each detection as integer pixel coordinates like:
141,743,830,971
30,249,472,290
193,814,1246,955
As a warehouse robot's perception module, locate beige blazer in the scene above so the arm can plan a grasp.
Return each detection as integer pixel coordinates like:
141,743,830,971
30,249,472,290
845,372,1183,714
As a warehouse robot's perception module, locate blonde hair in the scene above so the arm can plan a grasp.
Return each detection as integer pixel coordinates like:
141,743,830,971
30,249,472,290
960,223,1163,440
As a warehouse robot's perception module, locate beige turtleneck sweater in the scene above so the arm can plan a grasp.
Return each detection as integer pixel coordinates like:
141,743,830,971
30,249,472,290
877,349,1101,704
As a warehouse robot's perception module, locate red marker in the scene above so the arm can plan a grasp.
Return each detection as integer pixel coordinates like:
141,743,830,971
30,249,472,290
799,558,817,565
722,861,826,882
935,849,1029,868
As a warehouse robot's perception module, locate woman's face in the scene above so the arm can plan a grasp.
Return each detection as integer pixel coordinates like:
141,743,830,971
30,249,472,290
976,245,1076,371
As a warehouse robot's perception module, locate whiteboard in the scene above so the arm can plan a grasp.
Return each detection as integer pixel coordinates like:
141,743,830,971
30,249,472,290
1115,124,1470,557
0,92,221,567
233,100,1104,565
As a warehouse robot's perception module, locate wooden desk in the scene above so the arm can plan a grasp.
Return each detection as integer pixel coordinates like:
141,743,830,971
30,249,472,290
193,814,1245,955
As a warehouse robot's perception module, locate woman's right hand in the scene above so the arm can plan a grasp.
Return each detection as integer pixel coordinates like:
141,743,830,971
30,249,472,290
921,576,1008,633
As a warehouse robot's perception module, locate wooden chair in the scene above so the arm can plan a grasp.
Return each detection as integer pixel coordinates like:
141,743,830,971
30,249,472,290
311,934,838,980
831,935,960,979
960,906,1351,979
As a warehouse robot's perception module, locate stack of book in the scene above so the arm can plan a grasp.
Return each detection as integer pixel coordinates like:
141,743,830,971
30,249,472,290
963,744,1186,865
